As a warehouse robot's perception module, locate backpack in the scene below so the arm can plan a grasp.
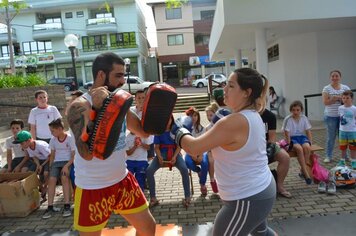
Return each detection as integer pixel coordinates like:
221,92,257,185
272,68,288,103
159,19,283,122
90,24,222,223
311,154,329,183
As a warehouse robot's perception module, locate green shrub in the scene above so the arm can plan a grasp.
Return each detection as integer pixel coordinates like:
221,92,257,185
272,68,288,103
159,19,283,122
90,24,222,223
0,74,46,88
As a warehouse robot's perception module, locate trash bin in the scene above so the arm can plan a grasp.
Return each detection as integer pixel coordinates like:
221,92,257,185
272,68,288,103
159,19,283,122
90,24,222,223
213,88,225,106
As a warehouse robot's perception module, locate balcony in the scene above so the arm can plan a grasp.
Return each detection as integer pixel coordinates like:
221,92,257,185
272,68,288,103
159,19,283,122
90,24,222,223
32,22,65,40
86,17,117,35
0,28,17,44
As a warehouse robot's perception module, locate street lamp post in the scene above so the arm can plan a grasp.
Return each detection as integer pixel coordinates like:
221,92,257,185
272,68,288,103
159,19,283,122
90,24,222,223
5,6,15,74
124,58,131,94
64,34,79,90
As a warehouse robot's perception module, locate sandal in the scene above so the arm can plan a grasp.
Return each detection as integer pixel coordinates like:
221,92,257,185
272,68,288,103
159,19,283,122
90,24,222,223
182,197,191,208
200,185,208,196
278,191,292,198
149,198,159,207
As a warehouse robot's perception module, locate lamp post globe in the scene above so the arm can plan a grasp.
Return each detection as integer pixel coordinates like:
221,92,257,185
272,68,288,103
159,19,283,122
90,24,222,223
124,58,131,94
64,34,79,90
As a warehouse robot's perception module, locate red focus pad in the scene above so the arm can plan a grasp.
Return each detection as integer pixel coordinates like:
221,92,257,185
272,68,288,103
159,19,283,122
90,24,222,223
88,88,133,160
141,83,177,135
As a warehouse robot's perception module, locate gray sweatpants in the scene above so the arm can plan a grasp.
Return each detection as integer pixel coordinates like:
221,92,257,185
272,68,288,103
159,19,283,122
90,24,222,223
213,179,276,236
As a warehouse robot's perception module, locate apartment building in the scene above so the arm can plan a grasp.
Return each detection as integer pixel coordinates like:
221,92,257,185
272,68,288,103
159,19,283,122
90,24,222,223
0,0,151,84
149,0,222,85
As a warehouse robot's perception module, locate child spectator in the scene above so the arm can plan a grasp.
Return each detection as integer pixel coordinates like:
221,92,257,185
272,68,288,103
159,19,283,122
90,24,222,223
125,131,150,191
146,116,191,207
338,90,356,169
184,107,209,196
282,100,313,185
0,119,29,173
28,90,62,143
131,90,155,161
204,102,219,193
42,118,75,219
13,130,51,201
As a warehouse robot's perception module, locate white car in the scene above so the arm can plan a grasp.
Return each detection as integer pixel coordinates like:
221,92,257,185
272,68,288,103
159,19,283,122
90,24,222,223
192,74,227,88
84,76,154,94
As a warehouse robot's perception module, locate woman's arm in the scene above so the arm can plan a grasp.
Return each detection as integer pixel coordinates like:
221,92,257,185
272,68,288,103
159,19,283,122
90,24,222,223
322,92,340,106
180,113,249,157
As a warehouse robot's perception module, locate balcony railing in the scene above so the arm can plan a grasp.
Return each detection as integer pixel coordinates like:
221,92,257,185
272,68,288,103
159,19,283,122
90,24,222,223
86,17,116,25
33,22,63,31
0,28,16,34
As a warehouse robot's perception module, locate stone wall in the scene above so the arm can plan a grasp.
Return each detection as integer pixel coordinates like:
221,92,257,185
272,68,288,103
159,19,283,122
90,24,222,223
0,85,67,129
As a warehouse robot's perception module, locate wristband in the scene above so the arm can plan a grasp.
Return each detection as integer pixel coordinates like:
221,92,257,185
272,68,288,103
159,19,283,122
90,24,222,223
175,128,192,148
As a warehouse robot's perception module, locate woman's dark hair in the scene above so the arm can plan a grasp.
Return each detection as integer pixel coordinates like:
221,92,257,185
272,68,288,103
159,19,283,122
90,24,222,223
289,100,304,112
329,70,341,77
234,68,269,112
92,52,125,81
185,106,201,133
10,119,24,129
269,86,276,96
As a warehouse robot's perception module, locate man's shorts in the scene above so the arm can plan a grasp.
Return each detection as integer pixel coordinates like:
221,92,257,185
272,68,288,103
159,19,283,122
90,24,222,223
291,135,311,146
73,171,149,232
2,156,25,170
267,143,281,164
50,161,70,178
339,131,356,151
28,159,49,173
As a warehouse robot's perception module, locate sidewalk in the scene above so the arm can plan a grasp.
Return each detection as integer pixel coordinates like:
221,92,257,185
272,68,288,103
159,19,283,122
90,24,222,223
1,115,356,235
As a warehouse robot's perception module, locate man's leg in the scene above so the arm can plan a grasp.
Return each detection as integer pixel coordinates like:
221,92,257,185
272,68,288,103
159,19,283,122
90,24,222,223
274,149,290,194
121,209,156,236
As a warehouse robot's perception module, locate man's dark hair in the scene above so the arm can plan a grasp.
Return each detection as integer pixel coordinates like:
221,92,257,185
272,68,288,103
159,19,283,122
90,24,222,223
135,90,145,96
48,118,64,129
92,52,125,81
10,119,24,129
34,90,47,98
342,90,354,99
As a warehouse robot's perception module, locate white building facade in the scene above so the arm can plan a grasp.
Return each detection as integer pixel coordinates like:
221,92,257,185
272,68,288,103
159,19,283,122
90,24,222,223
0,0,151,84
209,0,356,120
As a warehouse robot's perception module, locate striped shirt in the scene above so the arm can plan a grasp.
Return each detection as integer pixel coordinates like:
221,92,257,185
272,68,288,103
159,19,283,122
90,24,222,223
322,84,350,117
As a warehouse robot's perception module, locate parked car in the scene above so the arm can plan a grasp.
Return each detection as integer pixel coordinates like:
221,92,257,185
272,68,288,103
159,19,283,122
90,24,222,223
192,73,227,88
83,76,154,94
47,77,77,91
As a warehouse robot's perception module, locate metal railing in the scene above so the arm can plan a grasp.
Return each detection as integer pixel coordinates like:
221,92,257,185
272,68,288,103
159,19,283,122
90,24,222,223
304,88,356,117
33,22,63,31
86,17,116,25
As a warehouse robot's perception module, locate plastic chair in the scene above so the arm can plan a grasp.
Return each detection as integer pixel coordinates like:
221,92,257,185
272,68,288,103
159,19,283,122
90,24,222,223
271,96,285,118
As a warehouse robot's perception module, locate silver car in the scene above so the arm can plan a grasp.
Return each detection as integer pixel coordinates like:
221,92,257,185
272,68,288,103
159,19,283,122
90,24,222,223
192,73,227,88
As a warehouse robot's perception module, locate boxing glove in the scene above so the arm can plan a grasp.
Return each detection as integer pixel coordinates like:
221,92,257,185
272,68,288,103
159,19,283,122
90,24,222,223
170,116,193,148
211,108,231,125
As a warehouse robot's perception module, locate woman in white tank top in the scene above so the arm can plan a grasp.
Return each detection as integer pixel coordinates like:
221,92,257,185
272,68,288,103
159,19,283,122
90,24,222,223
178,68,277,236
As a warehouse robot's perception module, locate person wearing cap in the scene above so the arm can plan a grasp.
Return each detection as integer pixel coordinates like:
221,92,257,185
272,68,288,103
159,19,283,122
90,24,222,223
14,130,51,201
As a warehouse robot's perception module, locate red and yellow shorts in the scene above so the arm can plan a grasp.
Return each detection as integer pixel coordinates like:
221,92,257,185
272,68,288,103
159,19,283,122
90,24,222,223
73,172,148,232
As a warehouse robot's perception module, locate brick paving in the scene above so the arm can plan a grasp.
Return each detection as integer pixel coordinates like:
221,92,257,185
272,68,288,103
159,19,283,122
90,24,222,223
1,113,356,234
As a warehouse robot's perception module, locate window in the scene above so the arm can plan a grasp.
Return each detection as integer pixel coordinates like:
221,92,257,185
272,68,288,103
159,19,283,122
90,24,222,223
96,12,112,18
167,34,183,46
200,10,214,20
76,11,84,18
22,41,52,55
268,44,279,62
166,7,182,20
110,32,136,48
45,17,61,23
1,45,9,57
65,12,73,19
82,35,108,52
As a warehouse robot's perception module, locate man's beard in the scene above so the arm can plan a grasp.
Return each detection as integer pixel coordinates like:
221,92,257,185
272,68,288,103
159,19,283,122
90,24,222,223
105,74,124,92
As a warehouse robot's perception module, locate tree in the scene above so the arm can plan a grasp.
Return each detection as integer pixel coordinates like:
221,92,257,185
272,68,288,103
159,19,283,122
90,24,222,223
0,0,28,75
166,0,188,8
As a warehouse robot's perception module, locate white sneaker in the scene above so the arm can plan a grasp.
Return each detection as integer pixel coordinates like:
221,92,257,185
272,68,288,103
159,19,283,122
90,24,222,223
323,158,331,163
317,181,326,193
326,182,336,195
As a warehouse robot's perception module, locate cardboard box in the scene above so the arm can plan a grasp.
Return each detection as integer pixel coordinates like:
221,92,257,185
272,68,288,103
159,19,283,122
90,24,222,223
0,172,40,217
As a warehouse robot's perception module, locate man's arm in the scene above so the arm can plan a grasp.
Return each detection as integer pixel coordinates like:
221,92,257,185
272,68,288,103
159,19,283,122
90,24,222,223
127,109,149,138
67,98,93,160
6,149,12,172
268,130,277,143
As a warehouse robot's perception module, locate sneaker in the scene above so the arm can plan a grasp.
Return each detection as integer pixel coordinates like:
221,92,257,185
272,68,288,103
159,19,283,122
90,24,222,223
351,160,356,170
42,206,60,219
337,159,346,166
305,178,312,185
326,182,336,195
298,172,305,180
62,207,72,217
323,158,331,163
317,181,326,193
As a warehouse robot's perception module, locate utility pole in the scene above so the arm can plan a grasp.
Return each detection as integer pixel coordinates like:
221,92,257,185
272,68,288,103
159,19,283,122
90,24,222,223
5,5,15,74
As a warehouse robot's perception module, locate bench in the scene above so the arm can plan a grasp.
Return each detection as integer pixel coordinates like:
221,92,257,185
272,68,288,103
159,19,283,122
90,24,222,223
287,144,324,180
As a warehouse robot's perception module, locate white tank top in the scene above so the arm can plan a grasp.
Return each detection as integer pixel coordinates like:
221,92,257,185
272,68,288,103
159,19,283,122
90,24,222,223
74,92,128,189
212,110,272,200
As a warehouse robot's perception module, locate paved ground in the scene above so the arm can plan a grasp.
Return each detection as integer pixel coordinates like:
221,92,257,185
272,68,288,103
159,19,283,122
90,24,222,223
1,112,356,235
